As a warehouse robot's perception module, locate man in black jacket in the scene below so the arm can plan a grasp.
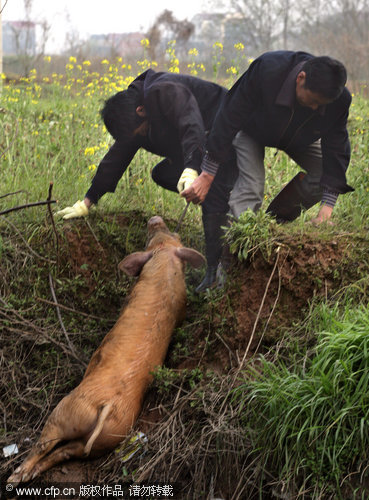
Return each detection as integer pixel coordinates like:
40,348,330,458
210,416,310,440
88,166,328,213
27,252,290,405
57,70,238,292
182,51,353,224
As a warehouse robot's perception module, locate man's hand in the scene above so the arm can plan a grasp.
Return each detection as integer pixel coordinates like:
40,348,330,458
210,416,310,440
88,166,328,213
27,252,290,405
311,204,334,225
56,199,89,219
177,168,198,193
181,171,215,204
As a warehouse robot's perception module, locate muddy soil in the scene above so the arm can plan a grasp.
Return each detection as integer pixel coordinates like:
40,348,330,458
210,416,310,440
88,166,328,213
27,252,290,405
1,214,363,497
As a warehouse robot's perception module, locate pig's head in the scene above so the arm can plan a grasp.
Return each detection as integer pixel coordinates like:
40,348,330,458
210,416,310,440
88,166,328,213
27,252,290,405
118,216,205,277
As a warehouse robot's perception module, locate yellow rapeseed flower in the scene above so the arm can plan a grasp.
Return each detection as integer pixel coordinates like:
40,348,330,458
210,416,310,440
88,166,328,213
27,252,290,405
101,59,109,65
84,147,96,156
188,48,199,56
213,42,223,52
141,38,150,48
226,66,238,75
69,56,77,63
234,42,245,51
44,55,51,62
83,60,91,66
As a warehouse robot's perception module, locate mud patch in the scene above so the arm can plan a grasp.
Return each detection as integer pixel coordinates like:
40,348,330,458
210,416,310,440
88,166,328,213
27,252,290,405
1,212,366,495
234,237,345,339
177,234,355,374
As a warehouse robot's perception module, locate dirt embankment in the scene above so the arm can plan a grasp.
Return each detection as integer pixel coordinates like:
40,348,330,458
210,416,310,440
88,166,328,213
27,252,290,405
1,214,365,495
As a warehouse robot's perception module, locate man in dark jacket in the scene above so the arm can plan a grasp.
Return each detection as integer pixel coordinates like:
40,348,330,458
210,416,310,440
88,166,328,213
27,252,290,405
182,51,353,224
57,69,238,292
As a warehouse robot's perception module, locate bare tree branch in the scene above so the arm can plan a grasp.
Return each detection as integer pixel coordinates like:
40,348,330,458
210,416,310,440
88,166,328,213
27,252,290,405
0,0,9,14
46,182,60,271
0,199,56,215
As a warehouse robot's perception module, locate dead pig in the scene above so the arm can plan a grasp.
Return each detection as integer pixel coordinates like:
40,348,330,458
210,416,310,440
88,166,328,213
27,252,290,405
8,216,205,484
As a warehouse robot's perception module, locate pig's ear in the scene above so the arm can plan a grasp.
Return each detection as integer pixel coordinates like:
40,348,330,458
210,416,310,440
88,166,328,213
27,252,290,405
175,247,205,268
118,251,153,276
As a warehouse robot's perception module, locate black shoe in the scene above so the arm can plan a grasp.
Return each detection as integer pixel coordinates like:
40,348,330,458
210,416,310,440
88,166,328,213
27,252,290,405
195,266,218,293
195,212,228,293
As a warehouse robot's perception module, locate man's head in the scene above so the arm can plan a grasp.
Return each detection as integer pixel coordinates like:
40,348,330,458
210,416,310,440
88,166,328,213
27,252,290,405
100,88,147,140
296,56,347,110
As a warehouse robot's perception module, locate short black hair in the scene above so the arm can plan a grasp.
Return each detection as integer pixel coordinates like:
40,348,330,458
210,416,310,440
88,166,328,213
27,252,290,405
100,87,143,140
302,56,347,101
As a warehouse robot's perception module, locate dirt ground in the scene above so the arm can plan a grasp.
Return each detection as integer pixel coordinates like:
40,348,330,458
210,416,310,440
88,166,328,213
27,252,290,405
1,213,361,498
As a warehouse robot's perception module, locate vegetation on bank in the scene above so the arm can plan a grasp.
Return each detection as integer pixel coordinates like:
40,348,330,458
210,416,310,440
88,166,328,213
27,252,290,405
0,41,368,498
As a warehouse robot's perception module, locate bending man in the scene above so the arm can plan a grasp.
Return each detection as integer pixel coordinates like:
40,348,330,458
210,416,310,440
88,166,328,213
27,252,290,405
182,51,353,224
57,69,238,292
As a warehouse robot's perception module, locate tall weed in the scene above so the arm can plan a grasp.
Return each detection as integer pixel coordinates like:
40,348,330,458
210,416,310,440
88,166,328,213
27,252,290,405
234,303,369,494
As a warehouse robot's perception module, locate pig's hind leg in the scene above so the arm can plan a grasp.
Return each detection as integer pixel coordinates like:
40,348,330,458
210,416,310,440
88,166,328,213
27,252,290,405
20,440,86,482
7,434,64,484
8,402,113,484
28,403,112,480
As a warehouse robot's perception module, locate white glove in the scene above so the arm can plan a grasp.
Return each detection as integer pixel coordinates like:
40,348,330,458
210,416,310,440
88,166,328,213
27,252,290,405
177,168,198,193
56,200,89,219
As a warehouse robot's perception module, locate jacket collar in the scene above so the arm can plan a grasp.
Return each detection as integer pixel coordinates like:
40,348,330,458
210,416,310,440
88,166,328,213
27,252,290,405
275,61,326,115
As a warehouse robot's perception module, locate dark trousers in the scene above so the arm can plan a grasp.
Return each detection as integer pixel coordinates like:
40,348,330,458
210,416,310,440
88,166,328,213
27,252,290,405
151,155,238,215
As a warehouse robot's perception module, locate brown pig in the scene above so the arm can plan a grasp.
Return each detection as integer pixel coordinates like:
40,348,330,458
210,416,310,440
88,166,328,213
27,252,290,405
8,216,205,484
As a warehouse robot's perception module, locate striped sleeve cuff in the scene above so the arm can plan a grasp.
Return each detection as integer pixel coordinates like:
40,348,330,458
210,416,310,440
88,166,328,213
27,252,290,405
321,188,339,208
201,152,220,176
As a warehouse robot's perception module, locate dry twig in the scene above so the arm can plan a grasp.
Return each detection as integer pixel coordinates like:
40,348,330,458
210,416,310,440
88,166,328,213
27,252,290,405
46,182,60,271
0,190,29,201
0,199,56,216
48,273,86,367
0,215,56,264
36,297,114,323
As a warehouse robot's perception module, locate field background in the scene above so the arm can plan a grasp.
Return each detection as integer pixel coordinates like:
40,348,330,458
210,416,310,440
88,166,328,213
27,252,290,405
0,42,369,499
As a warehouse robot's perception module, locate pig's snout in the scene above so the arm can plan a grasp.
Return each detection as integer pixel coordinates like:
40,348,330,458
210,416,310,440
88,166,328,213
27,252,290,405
148,216,165,227
147,216,168,235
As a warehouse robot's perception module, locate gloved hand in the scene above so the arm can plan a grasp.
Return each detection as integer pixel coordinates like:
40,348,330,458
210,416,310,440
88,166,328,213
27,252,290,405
56,200,89,219
177,168,198,193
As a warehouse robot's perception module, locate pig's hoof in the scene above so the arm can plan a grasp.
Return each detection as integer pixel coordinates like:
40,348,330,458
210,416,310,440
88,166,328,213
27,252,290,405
8,466,34,485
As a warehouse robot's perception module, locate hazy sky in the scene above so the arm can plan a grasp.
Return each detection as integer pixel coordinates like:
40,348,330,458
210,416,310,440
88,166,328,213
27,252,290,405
2,0,208,52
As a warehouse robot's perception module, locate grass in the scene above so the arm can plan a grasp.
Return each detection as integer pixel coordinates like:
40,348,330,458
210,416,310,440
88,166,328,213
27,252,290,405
232,300,369,497
0,46,369,498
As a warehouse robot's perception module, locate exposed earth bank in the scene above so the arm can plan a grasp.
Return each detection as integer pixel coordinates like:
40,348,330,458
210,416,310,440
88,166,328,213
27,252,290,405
1,212,366,499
